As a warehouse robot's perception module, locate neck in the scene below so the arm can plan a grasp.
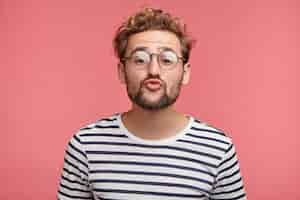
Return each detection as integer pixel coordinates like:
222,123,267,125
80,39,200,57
121,104,189,140
128,103,179,122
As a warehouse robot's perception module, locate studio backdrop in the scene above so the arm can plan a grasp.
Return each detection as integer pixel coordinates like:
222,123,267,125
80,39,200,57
1,0,299,199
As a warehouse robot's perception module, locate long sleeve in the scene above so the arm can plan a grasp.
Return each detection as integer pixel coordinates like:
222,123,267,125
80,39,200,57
210,143,247,200
57,133,93,200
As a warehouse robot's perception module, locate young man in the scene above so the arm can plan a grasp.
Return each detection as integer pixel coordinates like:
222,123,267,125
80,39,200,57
58,8,247,200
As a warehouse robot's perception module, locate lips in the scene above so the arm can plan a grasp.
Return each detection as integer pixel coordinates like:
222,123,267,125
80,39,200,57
144,79,162,91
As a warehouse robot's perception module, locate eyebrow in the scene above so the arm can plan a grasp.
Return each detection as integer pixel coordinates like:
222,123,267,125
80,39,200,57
128,46,177,56
128,47,149,55
158,47,176,52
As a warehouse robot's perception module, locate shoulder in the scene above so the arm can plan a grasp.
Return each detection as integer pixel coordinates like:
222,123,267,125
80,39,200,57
188,116,233,149
79,113,119,130
72,113,122,140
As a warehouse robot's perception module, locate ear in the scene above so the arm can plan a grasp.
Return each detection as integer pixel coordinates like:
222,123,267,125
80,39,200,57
118,62,126,84
182,62,191,85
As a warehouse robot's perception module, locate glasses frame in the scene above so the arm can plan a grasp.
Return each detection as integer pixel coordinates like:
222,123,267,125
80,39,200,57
121,49,186,70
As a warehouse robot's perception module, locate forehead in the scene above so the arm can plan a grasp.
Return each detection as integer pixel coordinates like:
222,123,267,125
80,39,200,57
126,30,181,54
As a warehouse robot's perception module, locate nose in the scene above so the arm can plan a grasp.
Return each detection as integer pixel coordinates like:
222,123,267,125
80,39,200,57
147,54,161,75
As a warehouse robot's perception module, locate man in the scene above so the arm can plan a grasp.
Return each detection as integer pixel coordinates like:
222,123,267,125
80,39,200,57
58,8,247,200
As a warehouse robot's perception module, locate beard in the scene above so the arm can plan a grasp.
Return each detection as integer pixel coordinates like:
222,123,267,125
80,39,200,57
125,74,184,111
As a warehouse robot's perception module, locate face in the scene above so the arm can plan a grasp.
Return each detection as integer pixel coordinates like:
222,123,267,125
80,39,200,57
118,30,190,110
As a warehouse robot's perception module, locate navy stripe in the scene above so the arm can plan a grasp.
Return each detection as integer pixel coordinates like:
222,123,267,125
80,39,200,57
98,118,117,122
227,193,246,200
73,134,83,145
186,133,230,145
61,175,87,186
63,167,86,181
190,126,225,136
80,133,127,137
60,183,90,193
93,188,206,198
91,179,210,194
81,141,221,160
69,142,86,158
94,125,119,129
210,193,246,200
86,151,218,168
225,144,233,153
58,190,91,199
211,193,246,200
218,169,240,182
66,150,88,169
155,145,222,160
219,152,236,167
80,125,119,130
88,160,215,177
194,119,202,124
90,170,213,186
178,139,227,152
80,127,93,131
219,160,238,175
216,177,242,188
213,185,244,195
64,158,88,177
100,198,119,200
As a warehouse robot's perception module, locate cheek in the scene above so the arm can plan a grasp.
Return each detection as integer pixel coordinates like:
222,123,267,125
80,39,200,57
125,70,146,90
164,71,184,92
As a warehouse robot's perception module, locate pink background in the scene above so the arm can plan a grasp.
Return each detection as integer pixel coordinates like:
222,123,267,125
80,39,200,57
1,0,299,199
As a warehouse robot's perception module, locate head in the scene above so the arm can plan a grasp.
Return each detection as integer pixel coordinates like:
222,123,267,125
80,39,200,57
113,8,195,110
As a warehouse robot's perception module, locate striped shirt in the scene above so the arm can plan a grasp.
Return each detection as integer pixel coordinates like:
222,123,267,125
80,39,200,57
58,113,247,200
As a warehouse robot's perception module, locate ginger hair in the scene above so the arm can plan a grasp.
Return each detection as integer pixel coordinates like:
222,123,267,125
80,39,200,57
113,8,195,64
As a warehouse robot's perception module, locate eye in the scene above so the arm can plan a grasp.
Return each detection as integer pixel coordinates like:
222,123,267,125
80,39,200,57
133,57,147,65
131,51,150,65
160,51,177,65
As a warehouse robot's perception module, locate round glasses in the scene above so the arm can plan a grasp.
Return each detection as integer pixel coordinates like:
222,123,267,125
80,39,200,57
122,49,185,70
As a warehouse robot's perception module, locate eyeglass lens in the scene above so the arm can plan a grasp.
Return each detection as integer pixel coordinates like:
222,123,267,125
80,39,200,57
130,50,178,68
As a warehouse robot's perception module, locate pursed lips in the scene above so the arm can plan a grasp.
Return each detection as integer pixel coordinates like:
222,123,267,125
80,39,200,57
143,79,162,91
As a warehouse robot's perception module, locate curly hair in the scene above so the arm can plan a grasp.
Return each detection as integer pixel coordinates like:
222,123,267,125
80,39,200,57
113,8,195,64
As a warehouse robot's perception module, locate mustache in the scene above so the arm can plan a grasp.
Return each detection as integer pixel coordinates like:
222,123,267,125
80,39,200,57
142,75,162,83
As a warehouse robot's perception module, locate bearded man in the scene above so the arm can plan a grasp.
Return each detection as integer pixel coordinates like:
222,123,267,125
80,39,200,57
57,7,247,200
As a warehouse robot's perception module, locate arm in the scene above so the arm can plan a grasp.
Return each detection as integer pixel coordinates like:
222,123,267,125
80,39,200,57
57,133,93,200
210,144,247,200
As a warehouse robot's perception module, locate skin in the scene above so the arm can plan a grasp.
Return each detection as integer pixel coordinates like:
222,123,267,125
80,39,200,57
118,30,191,140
